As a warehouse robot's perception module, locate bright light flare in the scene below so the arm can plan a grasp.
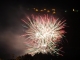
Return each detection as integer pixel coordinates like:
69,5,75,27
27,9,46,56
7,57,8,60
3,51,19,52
21,14,66,56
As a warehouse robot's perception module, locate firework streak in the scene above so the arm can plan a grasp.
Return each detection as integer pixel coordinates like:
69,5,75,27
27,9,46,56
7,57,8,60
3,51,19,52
21,14,66,56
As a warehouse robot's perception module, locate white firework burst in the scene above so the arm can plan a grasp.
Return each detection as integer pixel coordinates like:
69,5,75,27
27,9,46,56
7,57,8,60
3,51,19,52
21,14,66,56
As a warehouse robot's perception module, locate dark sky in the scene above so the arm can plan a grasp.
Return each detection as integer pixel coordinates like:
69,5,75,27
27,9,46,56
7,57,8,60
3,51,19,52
1,0,80,8
0,0,80,60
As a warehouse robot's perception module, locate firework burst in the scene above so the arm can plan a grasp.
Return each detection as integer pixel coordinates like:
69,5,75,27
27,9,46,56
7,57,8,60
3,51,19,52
21,14,66,56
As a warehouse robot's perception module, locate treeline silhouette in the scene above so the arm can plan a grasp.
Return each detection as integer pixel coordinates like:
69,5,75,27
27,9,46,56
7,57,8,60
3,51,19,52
15,53,63,60
0,53,65,60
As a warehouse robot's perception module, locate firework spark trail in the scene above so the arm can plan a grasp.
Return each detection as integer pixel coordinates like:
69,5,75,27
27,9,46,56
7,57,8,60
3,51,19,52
21,15,66,56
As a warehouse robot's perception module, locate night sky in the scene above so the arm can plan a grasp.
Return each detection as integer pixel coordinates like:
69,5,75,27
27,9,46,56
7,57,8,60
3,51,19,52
0,0,80,60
